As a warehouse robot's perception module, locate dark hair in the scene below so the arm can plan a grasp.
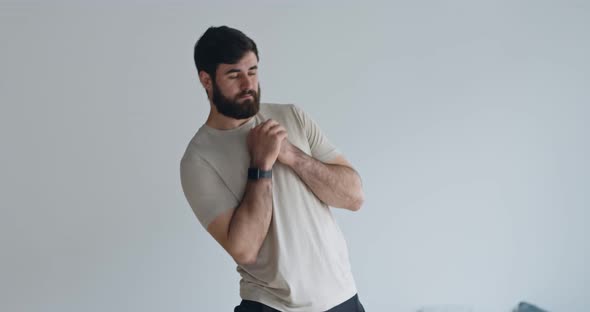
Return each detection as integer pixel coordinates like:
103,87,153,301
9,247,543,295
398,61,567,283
194,26,259,78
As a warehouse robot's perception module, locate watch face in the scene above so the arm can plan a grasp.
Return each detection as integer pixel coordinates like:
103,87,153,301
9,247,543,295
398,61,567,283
248,168,259,179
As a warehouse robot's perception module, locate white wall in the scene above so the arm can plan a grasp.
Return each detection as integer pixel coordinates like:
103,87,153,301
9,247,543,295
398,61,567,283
1,1,588,311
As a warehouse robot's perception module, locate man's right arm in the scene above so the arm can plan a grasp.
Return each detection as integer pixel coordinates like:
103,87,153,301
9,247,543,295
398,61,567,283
205,119,285,265
206,178,273,265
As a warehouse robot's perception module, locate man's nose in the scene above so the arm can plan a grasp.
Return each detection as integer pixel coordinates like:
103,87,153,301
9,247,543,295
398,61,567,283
240,74,254,90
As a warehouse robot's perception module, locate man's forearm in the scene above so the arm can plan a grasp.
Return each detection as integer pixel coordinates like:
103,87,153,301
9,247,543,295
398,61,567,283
227,179,273,264
287,146,364,211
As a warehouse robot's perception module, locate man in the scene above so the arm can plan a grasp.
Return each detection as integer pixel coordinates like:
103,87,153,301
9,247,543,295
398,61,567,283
180,26,366,312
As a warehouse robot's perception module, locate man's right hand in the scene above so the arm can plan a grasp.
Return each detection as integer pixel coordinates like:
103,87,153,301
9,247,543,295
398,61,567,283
247,119,288,170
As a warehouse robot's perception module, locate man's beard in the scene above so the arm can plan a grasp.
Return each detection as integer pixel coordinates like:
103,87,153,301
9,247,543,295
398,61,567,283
211,80,261,119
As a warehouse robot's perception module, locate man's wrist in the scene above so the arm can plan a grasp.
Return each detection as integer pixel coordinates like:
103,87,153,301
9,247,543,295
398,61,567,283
283,144,304,167
248,167,273,180
279,143,299,167
250,160,273,171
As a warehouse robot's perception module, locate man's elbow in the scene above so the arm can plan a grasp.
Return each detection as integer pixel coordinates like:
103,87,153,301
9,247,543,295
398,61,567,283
229,239,261,265
350,174,365,211
232,249,258,265
347,191,365,211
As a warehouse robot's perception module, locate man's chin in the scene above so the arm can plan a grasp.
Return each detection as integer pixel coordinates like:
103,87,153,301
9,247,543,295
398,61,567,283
218,106,259,120
236,96,257,106
225,112,258,120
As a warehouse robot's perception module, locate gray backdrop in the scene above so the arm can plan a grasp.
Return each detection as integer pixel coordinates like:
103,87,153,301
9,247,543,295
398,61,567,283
1,1,588,311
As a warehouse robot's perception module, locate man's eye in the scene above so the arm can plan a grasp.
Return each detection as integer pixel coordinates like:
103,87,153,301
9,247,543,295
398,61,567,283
229,75,238,79
248,72,256,76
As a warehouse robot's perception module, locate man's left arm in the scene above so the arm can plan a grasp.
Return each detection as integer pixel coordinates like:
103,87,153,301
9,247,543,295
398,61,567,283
278,140,364,211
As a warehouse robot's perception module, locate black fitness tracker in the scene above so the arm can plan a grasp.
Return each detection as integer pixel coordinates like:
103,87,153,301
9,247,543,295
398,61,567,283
248,167,272,180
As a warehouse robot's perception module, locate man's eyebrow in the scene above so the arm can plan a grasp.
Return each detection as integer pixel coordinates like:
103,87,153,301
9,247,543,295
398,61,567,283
224,68,240,75
223,66,258,75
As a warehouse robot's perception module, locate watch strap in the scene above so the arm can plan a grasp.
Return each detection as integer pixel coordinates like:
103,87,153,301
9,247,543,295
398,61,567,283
248,167,272,180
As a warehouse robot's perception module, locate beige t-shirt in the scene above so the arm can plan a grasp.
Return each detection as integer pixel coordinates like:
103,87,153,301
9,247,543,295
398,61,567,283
180,103,357,312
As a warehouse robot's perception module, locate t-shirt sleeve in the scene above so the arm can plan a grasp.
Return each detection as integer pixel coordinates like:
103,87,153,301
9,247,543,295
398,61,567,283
180,154,238,229
290,104,341,162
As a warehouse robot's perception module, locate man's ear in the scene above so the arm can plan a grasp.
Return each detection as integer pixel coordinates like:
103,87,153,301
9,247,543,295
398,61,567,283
198,71,213,92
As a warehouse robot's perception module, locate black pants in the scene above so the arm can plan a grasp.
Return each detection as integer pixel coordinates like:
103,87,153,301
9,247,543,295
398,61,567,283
234,293,365,312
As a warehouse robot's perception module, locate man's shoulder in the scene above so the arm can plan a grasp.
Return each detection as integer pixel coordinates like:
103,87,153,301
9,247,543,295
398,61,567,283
180,136,205,168
180,126,214,170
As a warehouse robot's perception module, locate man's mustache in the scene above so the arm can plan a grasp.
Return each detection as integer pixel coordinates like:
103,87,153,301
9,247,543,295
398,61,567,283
238,89,257,97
